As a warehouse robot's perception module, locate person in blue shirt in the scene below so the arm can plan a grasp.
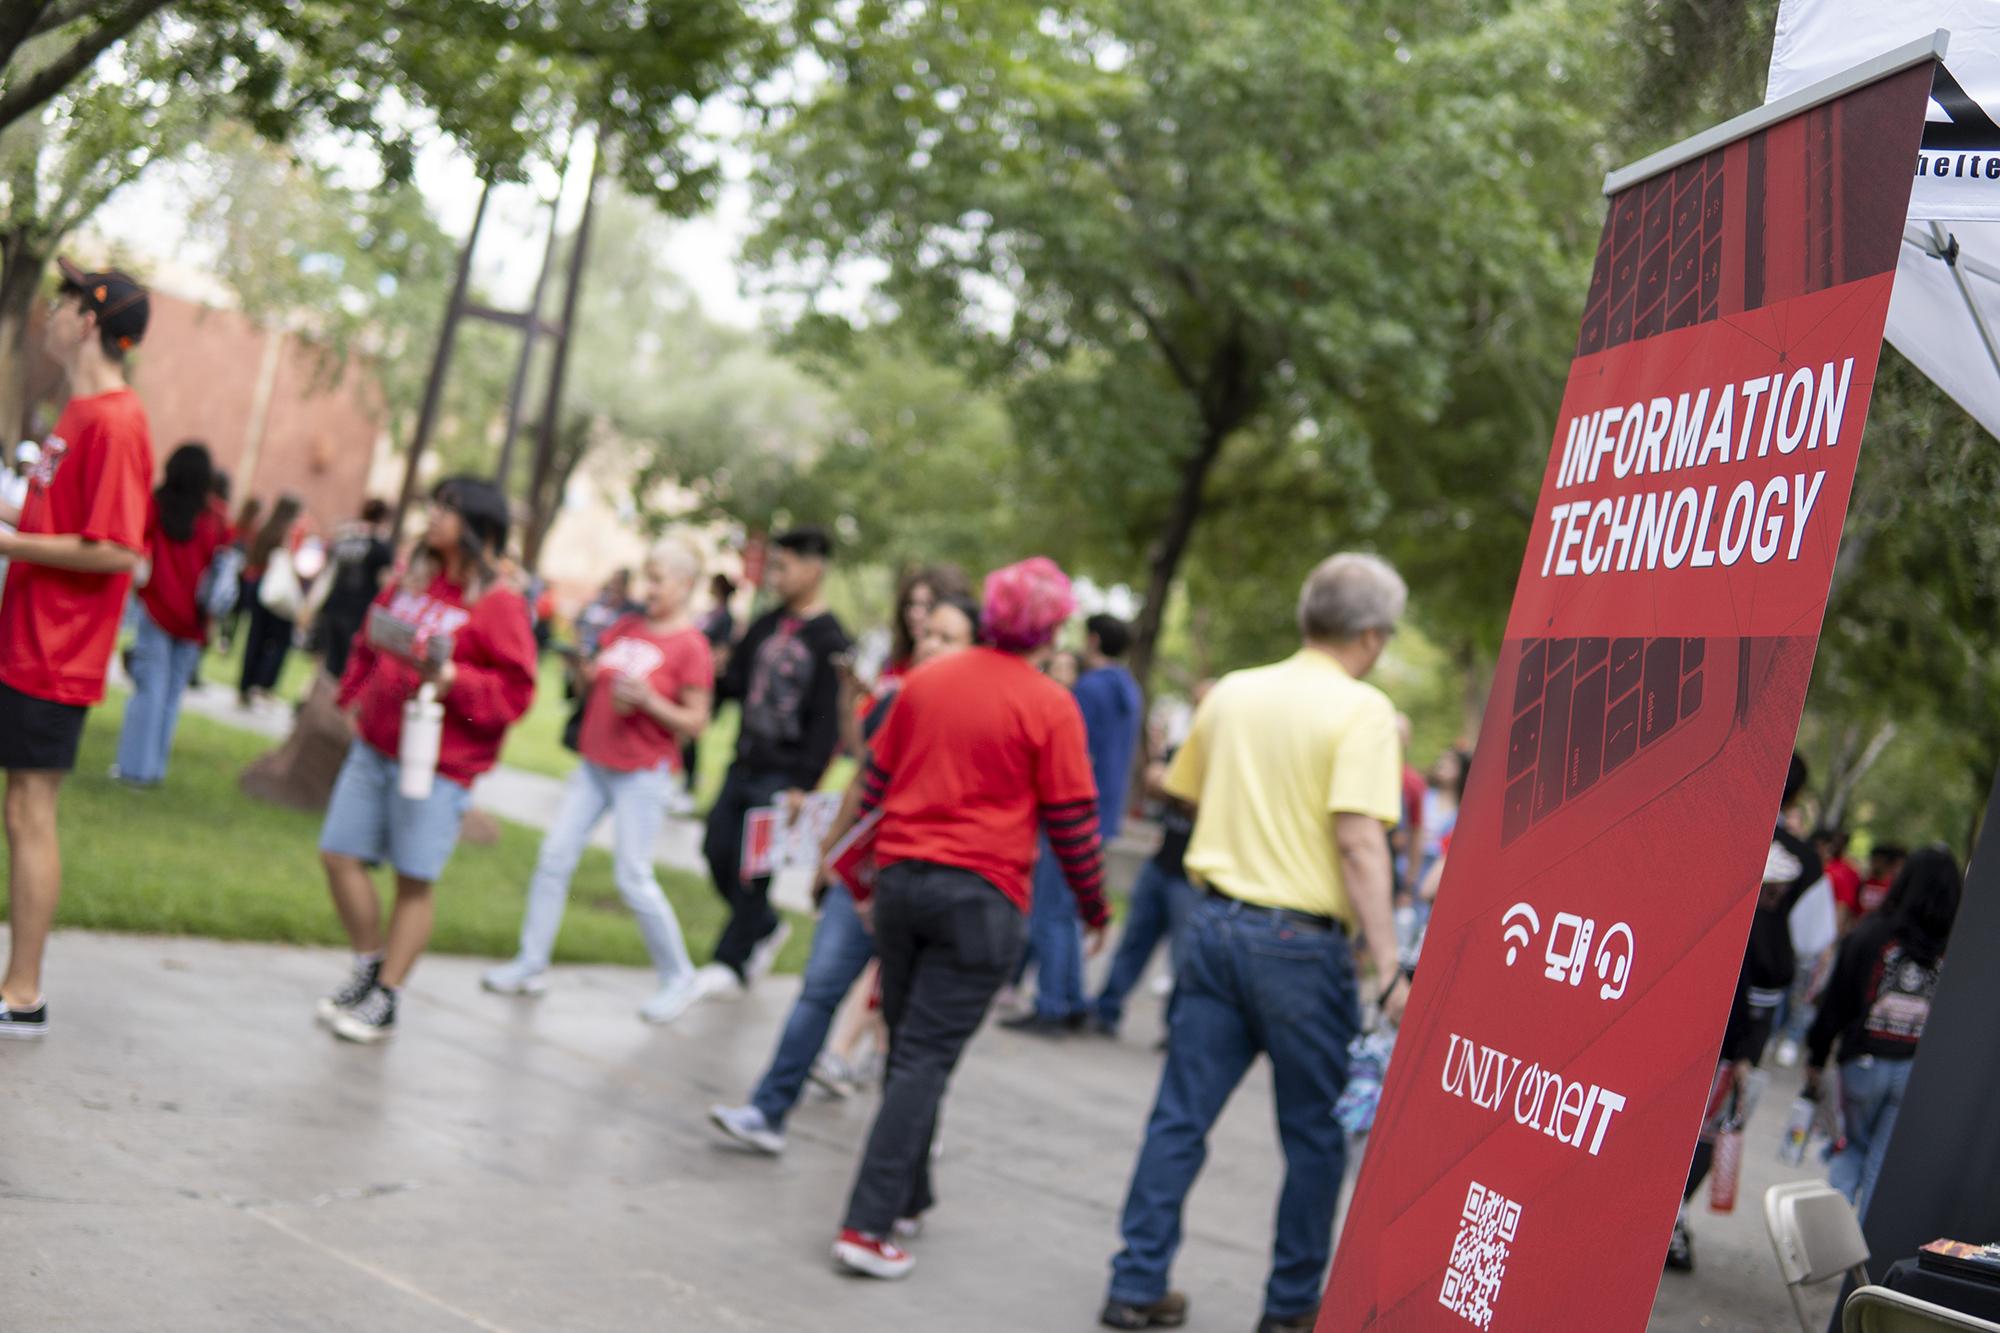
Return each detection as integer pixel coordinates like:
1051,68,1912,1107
1005,613,1144,1034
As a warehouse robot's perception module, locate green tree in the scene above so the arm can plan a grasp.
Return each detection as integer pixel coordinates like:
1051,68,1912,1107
0,0,774,439
749,0,1627,687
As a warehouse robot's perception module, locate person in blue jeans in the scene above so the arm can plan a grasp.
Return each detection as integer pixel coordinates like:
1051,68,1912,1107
114,443,228,787
708,594,981,1154
1102,552,1410,1333
1007,612,1143,1035
1093,687,1210,1037
483,537,716,1023
1805,846,1961,1216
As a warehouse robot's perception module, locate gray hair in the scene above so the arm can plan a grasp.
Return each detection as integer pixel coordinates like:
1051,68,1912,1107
1297,552,1407,643
645,534,705,583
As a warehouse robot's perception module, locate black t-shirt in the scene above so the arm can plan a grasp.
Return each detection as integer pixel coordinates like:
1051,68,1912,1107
720,607,850,787
322,531,393,627
1151,800,1194,880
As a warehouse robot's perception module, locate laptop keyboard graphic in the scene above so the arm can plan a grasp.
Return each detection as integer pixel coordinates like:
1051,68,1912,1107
1501,636,1707,844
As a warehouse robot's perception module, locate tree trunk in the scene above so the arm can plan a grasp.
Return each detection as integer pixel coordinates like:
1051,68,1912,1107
523,412,590,570
0,233,50,444
1822,720,1896,830
1127,418,1231,695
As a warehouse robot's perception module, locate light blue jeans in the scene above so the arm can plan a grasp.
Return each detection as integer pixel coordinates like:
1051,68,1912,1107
515,760,693,985
1829,1055,1914,1216
114,606,203,785
320,741,472,882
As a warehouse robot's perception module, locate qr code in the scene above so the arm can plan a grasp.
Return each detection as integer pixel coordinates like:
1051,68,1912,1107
1439,1180,1521,1329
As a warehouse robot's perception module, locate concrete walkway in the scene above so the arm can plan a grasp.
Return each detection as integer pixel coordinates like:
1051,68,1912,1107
2,930,1834,1332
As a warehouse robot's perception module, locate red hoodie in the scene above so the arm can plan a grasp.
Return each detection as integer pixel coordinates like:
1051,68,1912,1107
337,573,537,786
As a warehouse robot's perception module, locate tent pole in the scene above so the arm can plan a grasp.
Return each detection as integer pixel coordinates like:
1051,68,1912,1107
1927,221,2000,387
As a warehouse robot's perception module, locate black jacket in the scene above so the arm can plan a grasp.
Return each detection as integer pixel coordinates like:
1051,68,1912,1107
718,607,850,788
1718,823,1821,1062
1805,914,1944,1068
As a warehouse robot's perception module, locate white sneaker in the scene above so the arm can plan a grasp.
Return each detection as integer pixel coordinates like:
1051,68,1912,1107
638,977,700,1025
809,1051,860,1099
1773,1038,1801,1068
481,958,549,997
745,920,793,986
709,1103,786,1155
690,962,745,1002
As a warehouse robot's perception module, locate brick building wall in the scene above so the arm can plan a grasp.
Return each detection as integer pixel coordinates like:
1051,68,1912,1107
26,291,389,534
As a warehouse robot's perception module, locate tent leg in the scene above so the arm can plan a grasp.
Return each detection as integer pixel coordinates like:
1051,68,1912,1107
1928,222,2000,386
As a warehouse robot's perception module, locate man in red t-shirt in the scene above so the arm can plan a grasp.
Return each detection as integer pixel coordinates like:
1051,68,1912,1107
826,557,1110,1281
0,260,154,1038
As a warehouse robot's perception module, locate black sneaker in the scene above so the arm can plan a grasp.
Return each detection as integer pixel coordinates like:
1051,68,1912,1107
1000,1011,1086,1037
1257,1312,1316,1333
0,997,48,1039
1099,1292,1188,1329
331,986,396,1044
1664,1215,1694,1272
316,958,381,1026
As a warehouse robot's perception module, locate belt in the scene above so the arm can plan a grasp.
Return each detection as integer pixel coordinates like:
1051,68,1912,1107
1204,886,1346,935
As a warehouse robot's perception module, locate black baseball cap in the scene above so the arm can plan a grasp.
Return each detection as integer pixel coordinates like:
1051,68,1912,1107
55,257,149,351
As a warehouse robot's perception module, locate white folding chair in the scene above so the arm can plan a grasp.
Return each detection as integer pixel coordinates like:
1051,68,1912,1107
1845,1284,2000,1332
1767,1181,1872,1333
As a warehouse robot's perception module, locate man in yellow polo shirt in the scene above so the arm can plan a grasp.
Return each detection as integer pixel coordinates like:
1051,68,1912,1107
1101,552,1408,1333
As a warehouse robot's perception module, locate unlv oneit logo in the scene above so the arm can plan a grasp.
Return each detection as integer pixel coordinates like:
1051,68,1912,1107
1915,65,2000,179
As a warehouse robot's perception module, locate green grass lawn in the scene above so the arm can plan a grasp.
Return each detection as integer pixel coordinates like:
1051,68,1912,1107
198,635,839,812
10,691,814,974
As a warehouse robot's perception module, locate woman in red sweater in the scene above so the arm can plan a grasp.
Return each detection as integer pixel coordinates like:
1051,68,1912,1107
314,477,538,1043
113,442,228,786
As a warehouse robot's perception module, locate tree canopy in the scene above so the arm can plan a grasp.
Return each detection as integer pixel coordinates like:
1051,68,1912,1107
749,0,1628,684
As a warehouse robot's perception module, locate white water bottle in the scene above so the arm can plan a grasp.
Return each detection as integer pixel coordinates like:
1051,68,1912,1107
399,683,443,800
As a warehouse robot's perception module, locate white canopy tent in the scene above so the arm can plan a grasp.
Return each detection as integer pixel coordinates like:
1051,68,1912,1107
1767,0,2000,441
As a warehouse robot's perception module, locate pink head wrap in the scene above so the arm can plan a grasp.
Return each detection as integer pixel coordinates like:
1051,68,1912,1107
982,557,1076,653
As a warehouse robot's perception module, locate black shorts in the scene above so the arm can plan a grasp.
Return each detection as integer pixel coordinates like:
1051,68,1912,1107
0,679,88,772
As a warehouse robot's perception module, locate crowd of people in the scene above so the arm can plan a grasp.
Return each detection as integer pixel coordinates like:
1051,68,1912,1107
0,259,1973,1330
1666,770,1963,1273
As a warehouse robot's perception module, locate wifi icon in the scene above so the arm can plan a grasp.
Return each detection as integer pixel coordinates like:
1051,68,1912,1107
1501,903,1541,966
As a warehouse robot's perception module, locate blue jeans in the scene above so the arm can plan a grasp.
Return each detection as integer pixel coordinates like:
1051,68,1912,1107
1829,1055,1913,1215
114,606,203,784
1094,861,1196,1031
1027,838,1086,1018
1109,896,1359,1321
751,883,877,1129
514,762,693,984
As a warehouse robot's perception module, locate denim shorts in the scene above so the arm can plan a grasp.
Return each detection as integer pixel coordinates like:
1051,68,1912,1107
319,740,473,883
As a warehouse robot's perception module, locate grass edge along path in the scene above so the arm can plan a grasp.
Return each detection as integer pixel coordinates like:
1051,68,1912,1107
8,693,814,975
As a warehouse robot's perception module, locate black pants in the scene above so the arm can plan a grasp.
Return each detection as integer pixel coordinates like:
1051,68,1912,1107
239,592,295,697
320,611,364,683
703,765,793,977
1685,1002,1778,1200
843,861,1027,1236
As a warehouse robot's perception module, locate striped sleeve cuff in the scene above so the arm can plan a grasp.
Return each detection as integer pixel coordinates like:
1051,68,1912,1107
857,757,891,815
1041,801,1109,928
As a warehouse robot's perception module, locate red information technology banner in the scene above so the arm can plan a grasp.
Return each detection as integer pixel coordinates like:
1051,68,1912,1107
1321,60,1934,1332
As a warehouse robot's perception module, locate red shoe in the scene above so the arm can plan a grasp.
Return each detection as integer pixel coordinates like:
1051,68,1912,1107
832,1228,915,1279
